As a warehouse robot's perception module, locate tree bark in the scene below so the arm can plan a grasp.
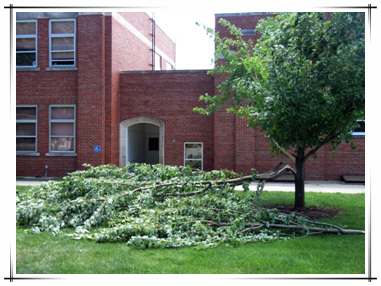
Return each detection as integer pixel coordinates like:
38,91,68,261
294,149,306,211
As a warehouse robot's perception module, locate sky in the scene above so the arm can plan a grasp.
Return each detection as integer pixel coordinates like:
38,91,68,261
148,1,271,70
154,10,216,70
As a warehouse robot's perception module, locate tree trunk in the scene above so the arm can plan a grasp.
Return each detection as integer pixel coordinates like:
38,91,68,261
294,150,306,211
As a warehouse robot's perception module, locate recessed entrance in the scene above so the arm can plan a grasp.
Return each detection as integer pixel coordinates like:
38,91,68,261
127,123,159,164
119,116,164,167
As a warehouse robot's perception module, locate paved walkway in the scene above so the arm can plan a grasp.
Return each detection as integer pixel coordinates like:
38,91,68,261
16,179,365,194
236,181,365,193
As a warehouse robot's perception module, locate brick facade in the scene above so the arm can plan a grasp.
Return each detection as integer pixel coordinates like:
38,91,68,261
16,12,364,180
16,12,176,177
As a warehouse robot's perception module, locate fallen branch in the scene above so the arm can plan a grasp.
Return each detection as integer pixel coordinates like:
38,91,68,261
200,220,365,235
99,163,295,200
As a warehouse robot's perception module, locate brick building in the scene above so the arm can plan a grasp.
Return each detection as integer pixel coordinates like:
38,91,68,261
16,12,365,181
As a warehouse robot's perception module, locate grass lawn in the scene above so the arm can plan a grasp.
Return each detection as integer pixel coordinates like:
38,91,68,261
16,188,365,274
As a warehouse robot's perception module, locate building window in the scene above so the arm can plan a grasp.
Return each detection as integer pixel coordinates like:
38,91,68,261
155,53,161,70
353,119,365,136
50,105,76,152
148,137,159,151
184,143,203,170
49,19,76,66
16,106,37,152
16,20,37,67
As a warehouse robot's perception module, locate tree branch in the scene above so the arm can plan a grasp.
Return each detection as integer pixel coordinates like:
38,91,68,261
271,139,296,162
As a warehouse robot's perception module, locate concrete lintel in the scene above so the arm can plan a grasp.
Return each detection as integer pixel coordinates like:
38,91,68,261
120,69,211,74
16,12,78,19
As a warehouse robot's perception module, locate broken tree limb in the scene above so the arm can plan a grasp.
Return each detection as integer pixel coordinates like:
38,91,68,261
200,220,365,235
97,163,296,202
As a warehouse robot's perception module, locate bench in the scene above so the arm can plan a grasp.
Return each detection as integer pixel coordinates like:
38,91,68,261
341,174,365,183
273,173,295,182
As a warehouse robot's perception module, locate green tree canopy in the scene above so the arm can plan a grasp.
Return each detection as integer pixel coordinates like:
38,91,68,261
195,12,365,210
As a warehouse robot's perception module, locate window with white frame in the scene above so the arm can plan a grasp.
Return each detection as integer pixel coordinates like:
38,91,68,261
155,53,161,70
16,20,37,67
16,106,37,152
50,105,76,152
352,119,365,136
184,143,203,170
49,19,76,66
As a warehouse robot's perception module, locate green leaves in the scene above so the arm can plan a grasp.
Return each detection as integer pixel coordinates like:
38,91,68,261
17,163,324,249
18,163,359,249
196,12,365,159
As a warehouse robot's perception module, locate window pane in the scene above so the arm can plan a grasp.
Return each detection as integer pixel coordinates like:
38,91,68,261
16,138,36,151
51,37,74,51
185,160,202,169
16,123,36,136
185,144,202,159
354,120,365,133
16,22,36,35
16,107,36,120
51,123,74,136
51,21,75,34
149,138,159,151
16,38,36,51
51,107,75,119
16,53,36,66
51,52,74,60
52,60,75,66
155,53,161,70
51,137,74,151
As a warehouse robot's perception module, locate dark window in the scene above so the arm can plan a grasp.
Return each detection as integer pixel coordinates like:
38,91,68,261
16,106,37,152
16,21,37,67
353,120,365,135
148,138,159,151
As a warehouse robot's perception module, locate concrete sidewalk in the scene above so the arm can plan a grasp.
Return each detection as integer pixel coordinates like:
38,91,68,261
16,181,51,186
16,179,365,194
236,181,365,193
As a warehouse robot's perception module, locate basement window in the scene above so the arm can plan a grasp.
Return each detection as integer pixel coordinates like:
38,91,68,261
16,106,37,152
49,105,76,152
16,20,37,67
184,142,203,170
49,19,76,67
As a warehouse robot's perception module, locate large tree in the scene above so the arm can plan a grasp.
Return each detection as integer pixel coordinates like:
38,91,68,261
195,12,365,210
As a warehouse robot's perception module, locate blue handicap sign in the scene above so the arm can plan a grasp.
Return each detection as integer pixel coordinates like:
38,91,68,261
94,146,101,153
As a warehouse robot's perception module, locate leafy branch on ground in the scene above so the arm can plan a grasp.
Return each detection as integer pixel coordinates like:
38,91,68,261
16,163,364,249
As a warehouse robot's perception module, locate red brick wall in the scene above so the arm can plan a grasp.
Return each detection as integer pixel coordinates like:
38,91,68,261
105,13,176,165
76,14,107,170
216,13,275,43
16,18,78,177
119,71,215,170
16,13,176,177
16,12,364,181
116,12,175,70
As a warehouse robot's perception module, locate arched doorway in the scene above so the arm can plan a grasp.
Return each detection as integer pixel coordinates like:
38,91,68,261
119,117,164,166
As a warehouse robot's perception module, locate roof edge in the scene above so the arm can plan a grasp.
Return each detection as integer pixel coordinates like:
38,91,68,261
215,12,272,17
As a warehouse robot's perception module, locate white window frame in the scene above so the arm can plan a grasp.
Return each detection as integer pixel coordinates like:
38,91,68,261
16,105,38,152
184,142,203,170
16,20,38,67
49,105,76,153
352,119,365,136
49,19,76,67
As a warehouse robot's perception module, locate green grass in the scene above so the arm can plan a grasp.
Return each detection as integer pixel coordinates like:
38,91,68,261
16,188,365,274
